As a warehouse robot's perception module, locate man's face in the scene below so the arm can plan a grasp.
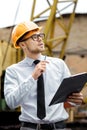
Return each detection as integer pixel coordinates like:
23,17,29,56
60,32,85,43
24,31,45,54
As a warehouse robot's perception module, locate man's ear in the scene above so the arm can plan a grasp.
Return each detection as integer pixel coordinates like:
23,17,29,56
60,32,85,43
19,42,26,49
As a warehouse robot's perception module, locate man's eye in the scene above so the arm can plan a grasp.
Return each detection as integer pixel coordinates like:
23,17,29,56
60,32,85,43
33,36,37,39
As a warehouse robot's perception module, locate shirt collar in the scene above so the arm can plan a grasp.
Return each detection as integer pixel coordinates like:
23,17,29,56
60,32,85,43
24,55,46,66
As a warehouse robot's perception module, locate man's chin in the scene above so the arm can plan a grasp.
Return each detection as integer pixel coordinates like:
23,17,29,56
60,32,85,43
38,47,45,52
40,48,45,53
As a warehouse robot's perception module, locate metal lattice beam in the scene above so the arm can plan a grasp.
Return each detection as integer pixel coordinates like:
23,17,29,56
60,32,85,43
30,0,78,59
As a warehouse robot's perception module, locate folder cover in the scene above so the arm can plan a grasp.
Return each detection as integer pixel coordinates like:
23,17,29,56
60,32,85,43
49,72,87,106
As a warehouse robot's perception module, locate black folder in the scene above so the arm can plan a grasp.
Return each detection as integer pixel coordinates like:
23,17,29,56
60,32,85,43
49,72,87,106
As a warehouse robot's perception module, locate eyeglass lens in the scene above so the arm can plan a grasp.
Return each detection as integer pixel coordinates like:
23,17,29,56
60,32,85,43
32,33,45,41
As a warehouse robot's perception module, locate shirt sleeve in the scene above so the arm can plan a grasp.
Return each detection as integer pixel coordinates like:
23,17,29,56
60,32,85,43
4,67,35,109
61,59,71,78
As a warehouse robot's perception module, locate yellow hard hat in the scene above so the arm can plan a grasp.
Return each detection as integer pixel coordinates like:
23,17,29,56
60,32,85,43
11,21,41,48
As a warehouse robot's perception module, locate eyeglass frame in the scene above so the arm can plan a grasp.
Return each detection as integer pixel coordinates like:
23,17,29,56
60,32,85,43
20,33,45,42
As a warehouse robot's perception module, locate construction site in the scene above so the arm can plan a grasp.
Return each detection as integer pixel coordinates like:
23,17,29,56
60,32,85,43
0,0,87,130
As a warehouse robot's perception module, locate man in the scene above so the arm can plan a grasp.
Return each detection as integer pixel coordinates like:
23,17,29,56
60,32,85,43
4,21,84,130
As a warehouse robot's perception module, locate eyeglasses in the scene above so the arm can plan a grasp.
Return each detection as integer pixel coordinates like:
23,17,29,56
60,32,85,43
21,33,45,42
30,33,45,41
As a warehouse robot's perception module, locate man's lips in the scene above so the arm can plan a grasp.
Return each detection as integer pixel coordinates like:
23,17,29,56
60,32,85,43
38,43,44,46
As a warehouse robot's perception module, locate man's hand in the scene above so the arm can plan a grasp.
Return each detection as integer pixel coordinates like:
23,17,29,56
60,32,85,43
67,92,84,105
32,60,49,80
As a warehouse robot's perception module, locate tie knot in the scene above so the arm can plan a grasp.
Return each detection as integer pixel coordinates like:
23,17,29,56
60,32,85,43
34,60,40,65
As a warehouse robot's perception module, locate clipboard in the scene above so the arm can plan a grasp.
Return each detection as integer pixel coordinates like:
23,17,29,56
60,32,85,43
49,72,87,106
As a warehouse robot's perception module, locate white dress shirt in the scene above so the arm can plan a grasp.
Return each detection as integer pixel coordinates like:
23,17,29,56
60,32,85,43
4,55,71,124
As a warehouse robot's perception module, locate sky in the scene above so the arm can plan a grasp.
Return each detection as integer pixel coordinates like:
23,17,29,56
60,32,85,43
0,0,87,28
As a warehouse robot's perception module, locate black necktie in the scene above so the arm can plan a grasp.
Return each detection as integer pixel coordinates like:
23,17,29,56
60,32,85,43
34,60,46,119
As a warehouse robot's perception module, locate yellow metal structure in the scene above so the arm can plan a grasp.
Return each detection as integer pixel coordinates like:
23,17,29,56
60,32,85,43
31,0,78,58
